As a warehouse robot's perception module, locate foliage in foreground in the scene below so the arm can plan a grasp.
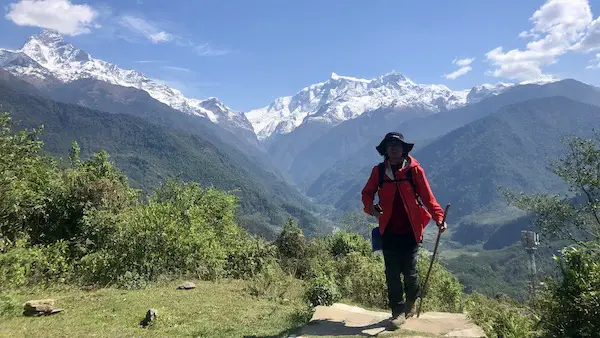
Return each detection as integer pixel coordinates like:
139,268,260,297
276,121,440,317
464,292,538,338
0,112,279,290
275,220,464,312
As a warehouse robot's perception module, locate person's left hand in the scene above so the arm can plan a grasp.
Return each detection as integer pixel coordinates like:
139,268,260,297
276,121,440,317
437,221,447,233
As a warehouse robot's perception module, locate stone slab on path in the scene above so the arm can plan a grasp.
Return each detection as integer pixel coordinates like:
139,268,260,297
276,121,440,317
289,303,485,338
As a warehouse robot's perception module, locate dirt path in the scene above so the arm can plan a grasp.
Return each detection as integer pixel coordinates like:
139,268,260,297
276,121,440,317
289,303,485,337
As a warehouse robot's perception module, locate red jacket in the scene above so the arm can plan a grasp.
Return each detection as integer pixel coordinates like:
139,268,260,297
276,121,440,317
361,155,445,243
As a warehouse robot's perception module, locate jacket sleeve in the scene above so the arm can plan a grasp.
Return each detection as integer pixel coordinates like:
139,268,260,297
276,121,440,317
361,166,379,215
413,165,445,224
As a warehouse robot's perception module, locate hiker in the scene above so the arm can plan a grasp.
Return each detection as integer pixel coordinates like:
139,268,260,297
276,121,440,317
361,132,447,330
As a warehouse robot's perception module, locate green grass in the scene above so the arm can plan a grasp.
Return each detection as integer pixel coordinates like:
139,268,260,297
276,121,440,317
0,279,308,338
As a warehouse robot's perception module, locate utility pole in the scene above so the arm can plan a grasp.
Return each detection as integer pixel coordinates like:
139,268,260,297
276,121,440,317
521,230,540,295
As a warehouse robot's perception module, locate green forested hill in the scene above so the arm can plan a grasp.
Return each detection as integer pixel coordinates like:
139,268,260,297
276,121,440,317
414,97,599,233
0,83,331,238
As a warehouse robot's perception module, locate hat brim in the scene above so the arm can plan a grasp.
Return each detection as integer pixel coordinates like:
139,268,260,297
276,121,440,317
376,138,414,156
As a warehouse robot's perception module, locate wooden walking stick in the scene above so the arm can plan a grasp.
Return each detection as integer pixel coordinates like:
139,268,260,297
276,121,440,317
416,203,450,318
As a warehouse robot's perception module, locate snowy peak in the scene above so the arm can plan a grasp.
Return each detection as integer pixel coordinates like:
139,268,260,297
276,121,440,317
29,29,64,45
246,72,469,140
0,48,53,83
21,29,92,76
1,29,253,135
466,82,514,104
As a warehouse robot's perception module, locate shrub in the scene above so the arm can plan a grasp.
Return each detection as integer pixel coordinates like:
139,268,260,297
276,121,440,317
0,293,21,317
76,181,246,286
246,262,293,302
276,219,310,278
417,250,463,313
305,238,337,280
335,252,387,308
304,275,342,306
0,238,71,289
465,292,538,338
534,244,600,337
226,235,278,280
325,231,371,258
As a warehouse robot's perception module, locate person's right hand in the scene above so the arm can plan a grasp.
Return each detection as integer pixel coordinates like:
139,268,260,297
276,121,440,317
370,204,382,220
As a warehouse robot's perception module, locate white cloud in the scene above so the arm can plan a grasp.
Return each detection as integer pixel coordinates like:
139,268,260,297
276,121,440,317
444,66,472,80
454,57,475,67
444,57,475,79
586,53,600,69
194,43,229,57
161,65,191,72
118,15,172,44
116,15,228,56
486,0,600,82
573,17,600,52
149,31,170,43
5,0,98,36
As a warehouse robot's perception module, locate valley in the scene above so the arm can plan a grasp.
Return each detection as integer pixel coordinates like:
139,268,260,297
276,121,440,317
2,28,600,300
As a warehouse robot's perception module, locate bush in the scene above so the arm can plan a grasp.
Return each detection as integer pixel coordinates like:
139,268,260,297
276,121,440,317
417,250,464,313
534,244,600,337
304,275,342,306
246,262,293,302
335,252,388,308
0,293,21,317
76,182,245,286
325,231,371,258
276,219,310,278
0,238,71,289
226,235,278,280
304,238,337,280
465,292,538,338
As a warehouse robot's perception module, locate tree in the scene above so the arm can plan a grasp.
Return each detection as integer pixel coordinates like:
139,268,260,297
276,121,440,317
505,131,600,337
505,131,600,244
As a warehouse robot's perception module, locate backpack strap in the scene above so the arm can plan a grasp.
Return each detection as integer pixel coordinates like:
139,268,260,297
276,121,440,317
377,162,423,206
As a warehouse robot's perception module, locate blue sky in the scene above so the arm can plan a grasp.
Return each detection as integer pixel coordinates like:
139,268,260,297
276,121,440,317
2,0,600,111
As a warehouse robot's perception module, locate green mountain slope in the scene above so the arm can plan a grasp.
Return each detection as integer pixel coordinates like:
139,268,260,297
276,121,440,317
308,79,600,211
0,82,331,238
414,96,599,230
307,96,600,247
441,239,568,300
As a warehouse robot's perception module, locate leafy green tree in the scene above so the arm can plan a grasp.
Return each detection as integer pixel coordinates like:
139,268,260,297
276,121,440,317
0,112,59,244
504,131,600,337
505,132,600,244
275,218,309,278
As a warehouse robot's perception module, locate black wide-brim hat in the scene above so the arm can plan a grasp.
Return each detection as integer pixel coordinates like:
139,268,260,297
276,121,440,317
375,132,414,156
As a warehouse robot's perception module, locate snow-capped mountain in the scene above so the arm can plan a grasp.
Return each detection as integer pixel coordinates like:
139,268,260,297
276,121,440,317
246,72,474,140
0,29,253,134
466,82,514,104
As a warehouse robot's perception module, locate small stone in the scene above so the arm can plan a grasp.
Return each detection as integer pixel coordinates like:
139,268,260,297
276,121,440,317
140,308,157,328
176,281,196,290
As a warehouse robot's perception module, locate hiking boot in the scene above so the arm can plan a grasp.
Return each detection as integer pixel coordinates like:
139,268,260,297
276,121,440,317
386,313,406,331
405,298,418,319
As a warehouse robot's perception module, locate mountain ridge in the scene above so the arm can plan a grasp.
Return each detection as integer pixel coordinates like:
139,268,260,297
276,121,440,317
0,70,332,238
245,71,514,142
0,29,256,144
305,78,600,208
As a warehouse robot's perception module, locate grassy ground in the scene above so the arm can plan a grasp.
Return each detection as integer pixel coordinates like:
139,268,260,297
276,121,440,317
0,279,309,338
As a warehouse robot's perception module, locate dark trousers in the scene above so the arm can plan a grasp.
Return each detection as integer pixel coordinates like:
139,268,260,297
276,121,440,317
382,231,420,315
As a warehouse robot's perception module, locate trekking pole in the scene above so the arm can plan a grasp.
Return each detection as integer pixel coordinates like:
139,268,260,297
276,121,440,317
416,203,450,318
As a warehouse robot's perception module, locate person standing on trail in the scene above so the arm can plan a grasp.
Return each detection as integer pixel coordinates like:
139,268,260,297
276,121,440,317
361,132,447,331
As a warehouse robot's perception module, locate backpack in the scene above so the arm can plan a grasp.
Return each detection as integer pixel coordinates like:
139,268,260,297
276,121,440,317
377,162,422,206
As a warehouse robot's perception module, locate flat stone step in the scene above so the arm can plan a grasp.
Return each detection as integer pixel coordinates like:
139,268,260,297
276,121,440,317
290,303,485,337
